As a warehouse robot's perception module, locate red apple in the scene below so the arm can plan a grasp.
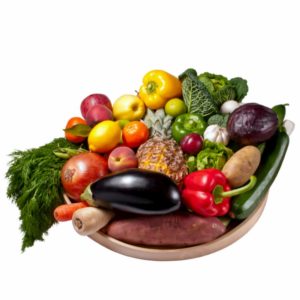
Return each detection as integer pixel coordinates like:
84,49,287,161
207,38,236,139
108,146,138,172
85,104,113,126
81,93,112,119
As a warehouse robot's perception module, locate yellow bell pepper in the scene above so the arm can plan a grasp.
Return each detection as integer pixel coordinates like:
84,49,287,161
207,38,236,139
139,70,182,110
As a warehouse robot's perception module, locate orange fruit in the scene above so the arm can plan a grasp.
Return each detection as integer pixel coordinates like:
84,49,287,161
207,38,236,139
65,117,87,144
122,121,149,148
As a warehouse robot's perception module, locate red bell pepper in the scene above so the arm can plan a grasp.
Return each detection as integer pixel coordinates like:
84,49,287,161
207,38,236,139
181,168,256,217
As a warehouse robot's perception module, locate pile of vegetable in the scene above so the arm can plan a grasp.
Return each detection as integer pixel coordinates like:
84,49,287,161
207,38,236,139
6,68,293,252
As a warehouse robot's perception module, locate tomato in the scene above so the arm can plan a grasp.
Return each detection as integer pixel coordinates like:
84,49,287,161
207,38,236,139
65,117,87,144
61,152,108,201
88,120,122,153
122,121,149,148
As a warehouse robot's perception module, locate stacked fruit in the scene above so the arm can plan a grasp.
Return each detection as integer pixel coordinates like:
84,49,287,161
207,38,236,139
52,68,292,249
62,70,190,191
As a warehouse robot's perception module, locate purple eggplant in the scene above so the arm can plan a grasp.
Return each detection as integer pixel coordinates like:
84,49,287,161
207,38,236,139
227,103,278,145
80,169,181,215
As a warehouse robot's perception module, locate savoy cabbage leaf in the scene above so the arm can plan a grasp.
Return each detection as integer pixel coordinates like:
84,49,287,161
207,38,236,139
181,70,218,118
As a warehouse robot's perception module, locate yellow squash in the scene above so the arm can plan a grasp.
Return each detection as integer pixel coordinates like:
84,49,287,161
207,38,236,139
139,70,182,110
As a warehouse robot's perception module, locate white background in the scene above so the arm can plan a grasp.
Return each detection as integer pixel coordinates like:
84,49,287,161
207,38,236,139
0,0,299,299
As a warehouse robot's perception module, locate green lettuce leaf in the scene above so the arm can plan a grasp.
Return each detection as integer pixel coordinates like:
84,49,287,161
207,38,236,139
196,140,233,170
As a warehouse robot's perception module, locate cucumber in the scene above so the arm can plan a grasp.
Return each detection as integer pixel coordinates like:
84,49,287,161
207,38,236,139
230,131,289,220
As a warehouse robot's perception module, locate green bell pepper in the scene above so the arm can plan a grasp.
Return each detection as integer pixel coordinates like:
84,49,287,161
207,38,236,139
171,113,207,143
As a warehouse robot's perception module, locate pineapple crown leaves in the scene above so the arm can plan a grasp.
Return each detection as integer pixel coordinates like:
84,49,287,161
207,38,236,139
143,108,173,139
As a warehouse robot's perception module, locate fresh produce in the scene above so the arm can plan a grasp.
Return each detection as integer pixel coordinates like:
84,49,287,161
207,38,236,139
61,152,108,201
88,120,121,153
113,94,146,121
6,67,292,254
6,138,82,251
207,114,229,127
186,156,197,173
180,133,203,155
198,72,248,105
272,103,288,131
230,131,289,219
139,70,182,110
80,93,112,119
179,69,218,117
196,140,233,170
64,117,87,144
54,202,88,222
81,169,181,215
72,207,114,236
136,136,188,184
203,124,230,145
122,121,149,148
85,104,113,126
283,119,295,135
117,119,130,129
220,100,240,114
227,103,279,145
229,77,249,102
181,168,257,217
105,212,226,247
164,98,187,117
143,108,173,139
198,72,236,105
108,146,138,172
171,113,207,143
222,145,261,188
53,146,88,159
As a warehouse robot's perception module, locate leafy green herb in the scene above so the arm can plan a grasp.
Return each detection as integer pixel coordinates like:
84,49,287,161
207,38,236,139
6,138,82,251
179,69,218,117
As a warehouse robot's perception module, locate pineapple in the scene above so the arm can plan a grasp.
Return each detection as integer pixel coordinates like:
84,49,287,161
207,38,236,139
143,108,173,139
138,108,188,184
136,137,188,184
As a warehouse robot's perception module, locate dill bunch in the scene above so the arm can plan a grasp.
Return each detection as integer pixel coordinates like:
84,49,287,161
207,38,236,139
6,138,81,251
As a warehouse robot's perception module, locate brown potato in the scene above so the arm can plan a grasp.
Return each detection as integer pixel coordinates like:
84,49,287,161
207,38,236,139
222,145,261,188
104,212,226,247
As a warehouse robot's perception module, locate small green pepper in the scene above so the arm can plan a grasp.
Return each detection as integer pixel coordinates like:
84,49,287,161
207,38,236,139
171,113,207,143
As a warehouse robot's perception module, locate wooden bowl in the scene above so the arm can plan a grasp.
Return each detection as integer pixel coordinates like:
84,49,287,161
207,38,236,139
64,193,268,261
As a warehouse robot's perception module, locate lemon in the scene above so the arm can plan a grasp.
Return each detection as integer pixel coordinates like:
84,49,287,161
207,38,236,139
88,120,121,153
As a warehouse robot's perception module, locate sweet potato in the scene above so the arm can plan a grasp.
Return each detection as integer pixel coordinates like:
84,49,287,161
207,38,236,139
104,212,226,247
222,145,261,188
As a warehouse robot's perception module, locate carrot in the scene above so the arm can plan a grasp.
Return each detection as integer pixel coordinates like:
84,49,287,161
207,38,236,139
54,202,88,222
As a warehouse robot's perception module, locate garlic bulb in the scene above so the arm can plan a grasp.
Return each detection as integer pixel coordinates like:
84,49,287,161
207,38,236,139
204,124,230,145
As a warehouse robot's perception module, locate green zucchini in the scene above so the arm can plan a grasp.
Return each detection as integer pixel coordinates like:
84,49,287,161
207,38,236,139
230,131,289,220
